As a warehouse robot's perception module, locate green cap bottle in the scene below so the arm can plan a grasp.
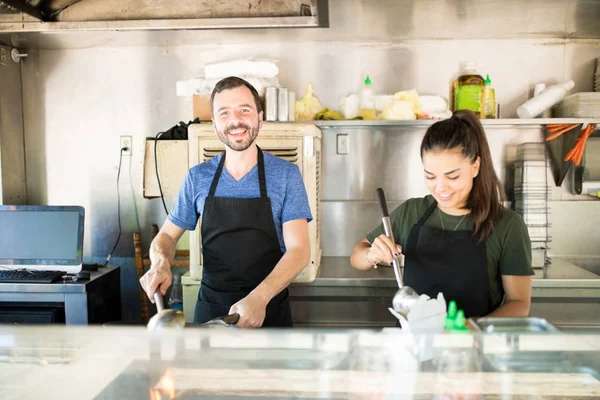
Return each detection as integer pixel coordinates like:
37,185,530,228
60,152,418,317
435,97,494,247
485,74,492,85
364,75,372,86
452,310,469,331
444,300,458,330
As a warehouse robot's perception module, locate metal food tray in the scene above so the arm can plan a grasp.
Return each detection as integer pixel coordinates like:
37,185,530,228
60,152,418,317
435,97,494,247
469,317,559,333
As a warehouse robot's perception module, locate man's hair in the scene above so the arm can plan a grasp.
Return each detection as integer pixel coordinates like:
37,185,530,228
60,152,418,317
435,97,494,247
210,76,263,115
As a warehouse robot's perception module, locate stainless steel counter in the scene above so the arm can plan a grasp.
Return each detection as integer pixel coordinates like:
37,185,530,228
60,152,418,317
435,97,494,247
288,257,600,329
293,256,600,291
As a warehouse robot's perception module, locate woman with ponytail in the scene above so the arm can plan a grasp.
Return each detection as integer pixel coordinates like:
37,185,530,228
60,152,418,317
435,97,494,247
351,110,533,318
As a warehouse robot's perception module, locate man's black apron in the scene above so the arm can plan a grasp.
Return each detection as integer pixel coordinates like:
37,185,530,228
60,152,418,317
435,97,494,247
193,146,292,327
403,200,493,318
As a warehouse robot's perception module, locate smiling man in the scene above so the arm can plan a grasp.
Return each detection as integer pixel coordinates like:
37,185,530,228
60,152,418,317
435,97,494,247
140,77,312,328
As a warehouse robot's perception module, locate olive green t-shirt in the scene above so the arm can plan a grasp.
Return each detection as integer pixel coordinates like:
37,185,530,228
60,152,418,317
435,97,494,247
365,195,534,310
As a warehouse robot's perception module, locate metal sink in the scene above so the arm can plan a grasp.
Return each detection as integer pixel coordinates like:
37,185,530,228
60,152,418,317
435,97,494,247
482,351,600,380
565,258,600,276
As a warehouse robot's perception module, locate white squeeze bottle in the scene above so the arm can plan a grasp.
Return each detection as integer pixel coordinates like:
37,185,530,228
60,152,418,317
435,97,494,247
517,80,575,119
360,75,377,120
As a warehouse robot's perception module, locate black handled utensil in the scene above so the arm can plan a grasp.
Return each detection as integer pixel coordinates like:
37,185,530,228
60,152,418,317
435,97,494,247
376,187,403,288
376,188,420,317
147,292,186,330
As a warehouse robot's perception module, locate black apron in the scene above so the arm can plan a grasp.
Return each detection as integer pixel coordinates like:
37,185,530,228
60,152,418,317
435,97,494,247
193,146,292,327
403,200,493,318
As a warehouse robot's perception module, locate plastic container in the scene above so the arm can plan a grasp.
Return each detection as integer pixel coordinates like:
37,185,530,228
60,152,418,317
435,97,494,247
517,80,575,119
526,225,549,241
287,91,296,121
277,87,289,121
359,75,376,120
520,212,549,226
480,74,497,119
265,87,278,121
516,142,547,161
514,160,548,187
531,248,547,268
554,92,600,118
470,317,559,333
339,94,360,119
514,199,548,210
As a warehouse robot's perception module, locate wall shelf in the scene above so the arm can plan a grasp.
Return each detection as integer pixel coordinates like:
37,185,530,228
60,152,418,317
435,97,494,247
305,118,600,129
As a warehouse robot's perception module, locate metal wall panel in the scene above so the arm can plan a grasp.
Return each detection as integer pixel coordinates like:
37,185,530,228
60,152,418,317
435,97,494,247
0,43,26,204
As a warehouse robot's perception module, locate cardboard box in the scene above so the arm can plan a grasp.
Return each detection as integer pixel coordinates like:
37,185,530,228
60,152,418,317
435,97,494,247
194,93,268,121
193,94,212,121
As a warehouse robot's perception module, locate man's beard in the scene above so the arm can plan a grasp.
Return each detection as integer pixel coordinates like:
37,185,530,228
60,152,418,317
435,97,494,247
216,121,259,151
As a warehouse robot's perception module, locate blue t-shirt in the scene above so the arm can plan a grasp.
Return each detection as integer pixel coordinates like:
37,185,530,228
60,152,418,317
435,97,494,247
169,151,313,253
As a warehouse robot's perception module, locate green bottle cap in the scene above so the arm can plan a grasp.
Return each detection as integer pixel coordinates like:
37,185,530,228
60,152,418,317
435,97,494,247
448,300,457,317
453,310,468,331
485,74,491,85
444,300,458,330
364,75,372,85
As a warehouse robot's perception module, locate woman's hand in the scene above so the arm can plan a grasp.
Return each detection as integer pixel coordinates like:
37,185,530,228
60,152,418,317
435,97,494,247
367,234,403,266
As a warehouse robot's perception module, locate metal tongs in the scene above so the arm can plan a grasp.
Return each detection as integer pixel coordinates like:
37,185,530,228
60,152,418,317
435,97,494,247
376,188,419,317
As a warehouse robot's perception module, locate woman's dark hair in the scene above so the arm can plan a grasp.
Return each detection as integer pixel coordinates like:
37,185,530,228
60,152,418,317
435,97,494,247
420,110,506,242
210,76,263,114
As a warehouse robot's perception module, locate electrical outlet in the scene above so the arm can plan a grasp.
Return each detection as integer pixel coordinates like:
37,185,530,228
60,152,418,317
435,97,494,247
336,134,349,155
120,136,132,156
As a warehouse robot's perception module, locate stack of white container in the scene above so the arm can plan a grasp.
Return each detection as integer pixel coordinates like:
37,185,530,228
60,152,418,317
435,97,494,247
554,92,600,118
511,143,551,269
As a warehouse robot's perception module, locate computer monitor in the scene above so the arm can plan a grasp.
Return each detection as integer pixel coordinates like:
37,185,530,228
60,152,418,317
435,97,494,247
0,205,85,274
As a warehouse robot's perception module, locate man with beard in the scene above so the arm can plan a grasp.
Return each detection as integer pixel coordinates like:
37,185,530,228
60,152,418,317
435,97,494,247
140,77,312,328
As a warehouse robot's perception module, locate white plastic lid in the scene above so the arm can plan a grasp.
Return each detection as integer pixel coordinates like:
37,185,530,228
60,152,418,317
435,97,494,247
562,80,575,91
465,61,478,72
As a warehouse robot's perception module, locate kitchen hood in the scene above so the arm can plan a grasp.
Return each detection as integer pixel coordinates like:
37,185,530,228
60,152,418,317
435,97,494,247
0,0,329,31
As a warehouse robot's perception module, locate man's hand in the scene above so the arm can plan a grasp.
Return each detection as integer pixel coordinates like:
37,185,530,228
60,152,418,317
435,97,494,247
140,222,185,302
139,260,172,302
229,292,268,328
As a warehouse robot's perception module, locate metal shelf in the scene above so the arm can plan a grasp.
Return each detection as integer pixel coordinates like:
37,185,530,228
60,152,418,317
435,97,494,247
305,118,600,129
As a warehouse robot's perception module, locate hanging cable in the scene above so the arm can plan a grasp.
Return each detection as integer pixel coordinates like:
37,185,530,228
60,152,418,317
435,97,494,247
128,155,141,233
104,147,126,267
154,131,169,215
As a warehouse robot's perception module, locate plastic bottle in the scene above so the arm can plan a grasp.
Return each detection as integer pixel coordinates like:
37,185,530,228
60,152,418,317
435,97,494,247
359,75,377,120
517,80,575,119
451,310,469,332
444,300,458,330
480,74,497,119
454,62,485,116
534,83,552,118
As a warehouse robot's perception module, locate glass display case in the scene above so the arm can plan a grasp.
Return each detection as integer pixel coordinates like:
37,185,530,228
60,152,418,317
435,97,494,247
1,325,599,399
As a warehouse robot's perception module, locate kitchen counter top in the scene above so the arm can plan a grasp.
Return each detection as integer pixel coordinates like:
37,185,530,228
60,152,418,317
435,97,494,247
292,257,600,291
2,326,600,399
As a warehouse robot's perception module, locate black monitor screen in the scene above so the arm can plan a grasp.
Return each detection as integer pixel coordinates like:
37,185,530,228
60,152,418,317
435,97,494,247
0,206,84,266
